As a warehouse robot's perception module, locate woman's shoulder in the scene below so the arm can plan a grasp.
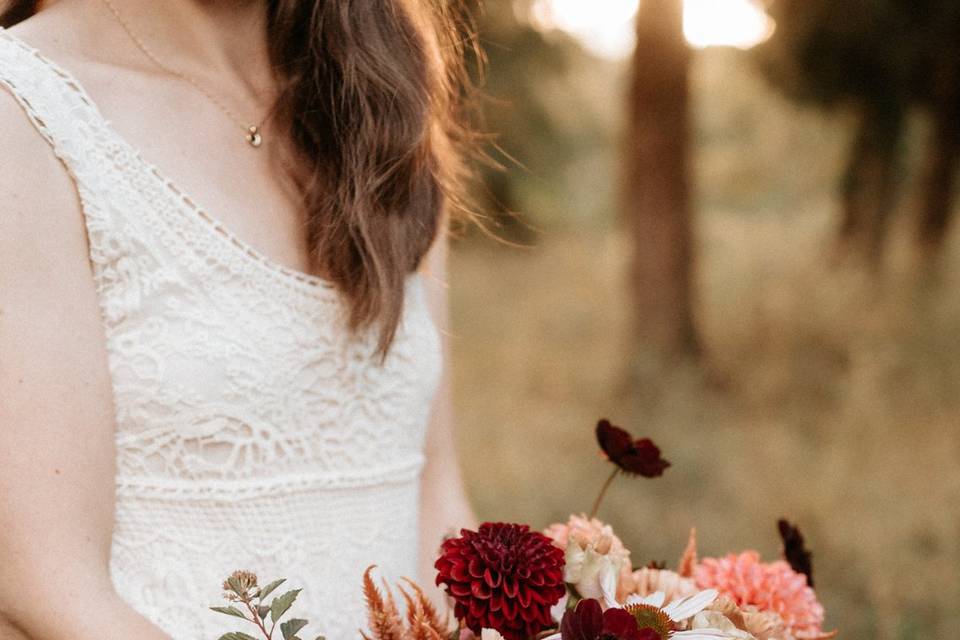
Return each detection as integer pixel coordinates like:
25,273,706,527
0,77,93,284
1,5,91,66
0,10,99,243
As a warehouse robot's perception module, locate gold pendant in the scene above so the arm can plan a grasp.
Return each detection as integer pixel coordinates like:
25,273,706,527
246,125,262,148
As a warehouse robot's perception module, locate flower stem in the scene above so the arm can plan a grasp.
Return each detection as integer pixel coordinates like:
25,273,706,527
243,598,272,640
589,468,620,520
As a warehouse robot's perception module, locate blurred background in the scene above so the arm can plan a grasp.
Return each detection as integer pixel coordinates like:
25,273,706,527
446,1,960,639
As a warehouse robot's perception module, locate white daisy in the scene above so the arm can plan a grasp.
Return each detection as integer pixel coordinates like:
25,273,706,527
619,589,729,640
624,589,720,626
543,587,735,640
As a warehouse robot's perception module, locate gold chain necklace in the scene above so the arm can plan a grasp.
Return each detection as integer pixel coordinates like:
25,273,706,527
99,0,266,148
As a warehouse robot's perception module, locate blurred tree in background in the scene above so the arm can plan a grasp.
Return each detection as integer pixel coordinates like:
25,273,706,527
472,0,704,365
911,1,960,251
468,0,617,238
757,0,960,264
623,0,700,364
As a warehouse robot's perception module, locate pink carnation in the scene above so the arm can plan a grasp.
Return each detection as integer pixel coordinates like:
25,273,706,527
543,514,632,560
543,514,634,600
694,551,824,637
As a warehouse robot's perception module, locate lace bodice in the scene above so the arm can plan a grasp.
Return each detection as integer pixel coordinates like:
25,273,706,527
0,27,443,640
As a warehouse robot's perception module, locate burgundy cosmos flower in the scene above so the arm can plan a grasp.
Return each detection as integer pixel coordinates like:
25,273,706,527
778,519,814,587
595,420,670,478
435,523,566,640
561,599,660,640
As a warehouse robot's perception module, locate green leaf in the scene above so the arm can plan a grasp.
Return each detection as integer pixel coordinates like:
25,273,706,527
209,606,249,620
281,618,309,640
258,578,286,600
257,604,271,619
270,588,302,623
217,633,258,640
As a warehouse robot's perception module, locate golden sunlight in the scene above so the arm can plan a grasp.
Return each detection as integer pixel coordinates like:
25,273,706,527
528,0,775,59
683,0,775,50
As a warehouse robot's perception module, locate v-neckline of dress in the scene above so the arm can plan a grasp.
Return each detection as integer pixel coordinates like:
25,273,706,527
0,25,342,300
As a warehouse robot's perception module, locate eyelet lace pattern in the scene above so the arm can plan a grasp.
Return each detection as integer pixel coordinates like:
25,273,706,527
0,27,443,640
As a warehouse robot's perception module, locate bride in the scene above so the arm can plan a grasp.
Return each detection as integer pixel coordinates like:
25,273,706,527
0,0,476,638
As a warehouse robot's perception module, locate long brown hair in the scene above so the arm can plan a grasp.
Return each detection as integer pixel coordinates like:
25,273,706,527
1,0,478,359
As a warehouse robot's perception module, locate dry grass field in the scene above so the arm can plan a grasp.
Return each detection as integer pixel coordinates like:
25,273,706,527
448,217,960,640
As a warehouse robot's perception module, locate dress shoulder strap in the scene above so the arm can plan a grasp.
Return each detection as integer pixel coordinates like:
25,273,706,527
0,26,117,196
0,26,150,312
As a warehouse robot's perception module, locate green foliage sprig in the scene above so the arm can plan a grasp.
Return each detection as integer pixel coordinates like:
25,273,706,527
211,570,324,640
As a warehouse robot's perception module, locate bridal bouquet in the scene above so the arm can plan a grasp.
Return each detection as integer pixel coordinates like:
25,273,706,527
211,420,837,640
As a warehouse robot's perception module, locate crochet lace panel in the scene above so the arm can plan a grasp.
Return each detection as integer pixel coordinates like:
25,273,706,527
0,27,443,640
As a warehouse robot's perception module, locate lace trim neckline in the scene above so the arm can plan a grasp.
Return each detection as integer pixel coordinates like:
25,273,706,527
0,25,344,300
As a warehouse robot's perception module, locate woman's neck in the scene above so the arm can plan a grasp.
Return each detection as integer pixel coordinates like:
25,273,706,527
55,0,274,95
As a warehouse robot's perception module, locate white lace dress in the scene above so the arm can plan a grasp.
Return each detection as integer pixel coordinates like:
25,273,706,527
0,26,443,640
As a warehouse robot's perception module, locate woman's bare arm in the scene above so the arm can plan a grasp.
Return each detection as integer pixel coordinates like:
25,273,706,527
417,219,477,588
0,93,173,640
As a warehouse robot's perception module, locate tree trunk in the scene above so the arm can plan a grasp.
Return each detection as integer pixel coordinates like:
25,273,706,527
835,100,903,267
623,0,699,361
915,73,960,253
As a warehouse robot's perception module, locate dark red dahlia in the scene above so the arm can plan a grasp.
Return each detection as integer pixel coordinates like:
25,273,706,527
560,599,660,640
435,522,566,640
596,419,670,478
